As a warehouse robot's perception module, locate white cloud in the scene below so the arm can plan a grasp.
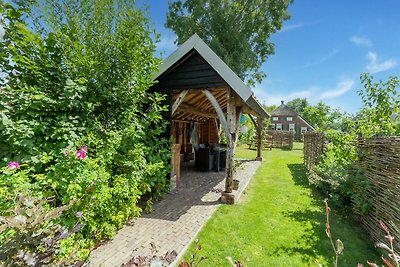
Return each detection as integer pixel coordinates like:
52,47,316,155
303,48,338,68
253,79,354,107
318,79,355,100
277,23,303,33
350,36,372,47
366,51,398,74
252,83,319,106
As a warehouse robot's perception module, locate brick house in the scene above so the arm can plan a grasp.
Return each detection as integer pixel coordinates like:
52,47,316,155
269,101,315,140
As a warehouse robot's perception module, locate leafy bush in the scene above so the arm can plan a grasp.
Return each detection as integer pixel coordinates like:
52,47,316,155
311,73,399,208
312,131,358,206
0,0,171,262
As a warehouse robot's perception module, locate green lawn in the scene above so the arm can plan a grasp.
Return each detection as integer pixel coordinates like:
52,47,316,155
182,143,380,266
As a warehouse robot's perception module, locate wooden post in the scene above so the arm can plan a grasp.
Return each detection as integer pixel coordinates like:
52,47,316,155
221,89,236,203
226,90,236,193
256,116,263,161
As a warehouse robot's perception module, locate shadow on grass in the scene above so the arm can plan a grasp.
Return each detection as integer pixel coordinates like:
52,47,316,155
274,163,381,266
287,163,311,187
269,163,333,264
275,208,332,264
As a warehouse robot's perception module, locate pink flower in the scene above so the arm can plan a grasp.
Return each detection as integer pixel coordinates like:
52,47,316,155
76,149,87,160
81,146,87,152
7,161,20,170
64,150,70,156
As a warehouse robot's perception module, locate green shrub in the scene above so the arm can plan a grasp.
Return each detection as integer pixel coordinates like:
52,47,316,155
0,0,171,262
313,131,357,206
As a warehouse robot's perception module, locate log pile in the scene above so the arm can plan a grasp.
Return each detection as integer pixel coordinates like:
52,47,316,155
265,130,294,150
355,137,400,248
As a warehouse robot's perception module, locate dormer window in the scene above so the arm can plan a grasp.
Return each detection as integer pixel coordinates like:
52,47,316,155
287,117,293,121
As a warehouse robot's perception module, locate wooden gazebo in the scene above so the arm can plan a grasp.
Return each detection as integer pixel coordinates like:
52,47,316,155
150,34,269,203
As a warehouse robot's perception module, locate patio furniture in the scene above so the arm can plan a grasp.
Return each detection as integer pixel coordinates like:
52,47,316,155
195,146,214,171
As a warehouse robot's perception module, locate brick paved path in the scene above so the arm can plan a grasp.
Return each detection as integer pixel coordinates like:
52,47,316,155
90,160,261,266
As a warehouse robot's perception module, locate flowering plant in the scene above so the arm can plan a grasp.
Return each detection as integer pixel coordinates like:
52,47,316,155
7,161,20,170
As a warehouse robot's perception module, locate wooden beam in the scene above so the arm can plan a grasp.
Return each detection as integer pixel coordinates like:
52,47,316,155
178,103,218,119
202,89,231,144
172,90,189,115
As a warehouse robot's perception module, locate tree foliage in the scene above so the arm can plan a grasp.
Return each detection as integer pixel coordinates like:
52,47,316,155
286,98,309,114
302,102,343,131
166,0,293,86
350,73,400,137
312,73,400,208
0,0,171,261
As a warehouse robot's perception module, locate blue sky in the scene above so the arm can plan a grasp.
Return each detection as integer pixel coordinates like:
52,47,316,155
144,2,394,114
2,1,399,113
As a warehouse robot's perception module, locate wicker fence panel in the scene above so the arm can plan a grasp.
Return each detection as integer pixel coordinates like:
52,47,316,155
303,132,326,171
355,137,400,247
265,130,294,150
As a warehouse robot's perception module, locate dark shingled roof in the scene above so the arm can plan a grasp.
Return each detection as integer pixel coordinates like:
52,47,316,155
271,101,298,116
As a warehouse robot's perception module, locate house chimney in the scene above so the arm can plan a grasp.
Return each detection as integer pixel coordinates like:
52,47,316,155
281,100,284,105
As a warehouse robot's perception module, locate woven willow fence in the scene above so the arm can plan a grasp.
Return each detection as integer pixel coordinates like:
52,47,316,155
304,133,400,248
265,130,294,150
303,132,325,170
355,137,400,247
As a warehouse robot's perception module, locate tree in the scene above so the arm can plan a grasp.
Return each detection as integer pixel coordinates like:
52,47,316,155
166,0,293,86
301,102,343,131
263,104,277,113
287,98,309,113
349,73,400,137
0,0,172,256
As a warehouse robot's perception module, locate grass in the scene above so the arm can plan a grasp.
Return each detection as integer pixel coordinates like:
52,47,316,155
182,143,381,266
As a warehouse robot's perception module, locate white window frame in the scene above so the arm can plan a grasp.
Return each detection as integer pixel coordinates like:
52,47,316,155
272,117,279,121
271,123,276,130
276,123,282,131
301,127,307,134
286,117,293,121
289,124,295,132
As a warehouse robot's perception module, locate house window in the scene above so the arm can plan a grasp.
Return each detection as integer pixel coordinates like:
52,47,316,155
276,123,282,131
289,124,295,132
301,127,307,134
287,117,293,121
272,117,278,121
271,124,276,130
